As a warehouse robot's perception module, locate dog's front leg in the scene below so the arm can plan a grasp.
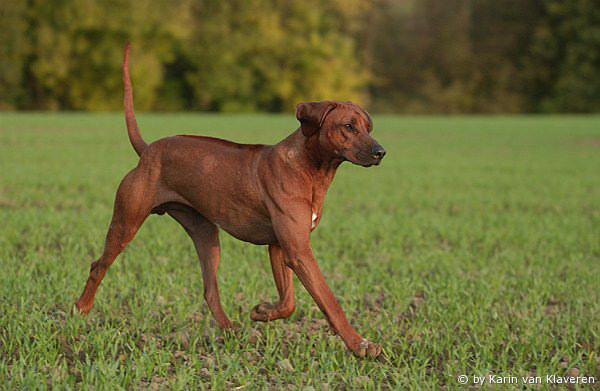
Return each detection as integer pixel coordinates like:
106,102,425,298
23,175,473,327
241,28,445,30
251,244,296,322
271,211,382,358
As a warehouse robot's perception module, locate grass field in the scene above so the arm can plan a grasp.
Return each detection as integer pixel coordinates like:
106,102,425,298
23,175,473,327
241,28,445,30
1,113,599,389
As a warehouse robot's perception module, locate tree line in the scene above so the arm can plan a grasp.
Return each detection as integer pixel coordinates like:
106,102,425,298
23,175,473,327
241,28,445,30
1,0,598,113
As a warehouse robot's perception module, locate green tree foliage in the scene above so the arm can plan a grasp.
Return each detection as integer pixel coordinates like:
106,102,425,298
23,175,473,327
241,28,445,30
1,0,191,110
185,0,369,112
0,0,598,112
530,0,600,112
0,1,29,109
363,0,544,113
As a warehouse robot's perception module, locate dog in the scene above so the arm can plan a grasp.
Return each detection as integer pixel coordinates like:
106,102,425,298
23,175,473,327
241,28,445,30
75,43,386,358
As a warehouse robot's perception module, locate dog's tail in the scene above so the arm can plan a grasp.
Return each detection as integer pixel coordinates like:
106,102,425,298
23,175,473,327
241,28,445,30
123,42,147,157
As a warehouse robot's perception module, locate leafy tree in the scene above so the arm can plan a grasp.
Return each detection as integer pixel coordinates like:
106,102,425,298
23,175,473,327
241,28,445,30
1,0,598,113
530,0,600,112
13,0,191,110
185,0,369,112
0,0,29,109
362,0,544,113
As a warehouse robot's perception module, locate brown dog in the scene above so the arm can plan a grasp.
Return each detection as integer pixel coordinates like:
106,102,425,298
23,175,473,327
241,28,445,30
75,44,386,358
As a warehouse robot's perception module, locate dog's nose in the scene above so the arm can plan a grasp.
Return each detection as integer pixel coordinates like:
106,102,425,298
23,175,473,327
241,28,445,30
371,145,386,160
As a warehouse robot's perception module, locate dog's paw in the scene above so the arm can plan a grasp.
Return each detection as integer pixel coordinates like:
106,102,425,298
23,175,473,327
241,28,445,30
250,302,277,322
73,300,92,316
217,318,240,330
352,339,382,359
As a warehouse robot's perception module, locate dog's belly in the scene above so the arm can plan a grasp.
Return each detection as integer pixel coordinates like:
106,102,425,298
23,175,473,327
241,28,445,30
178,188,277,245
185,192,278,245
165,190,278,245
217,218,277,245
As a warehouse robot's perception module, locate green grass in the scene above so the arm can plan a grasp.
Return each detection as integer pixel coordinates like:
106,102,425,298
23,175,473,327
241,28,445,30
1,113,599,389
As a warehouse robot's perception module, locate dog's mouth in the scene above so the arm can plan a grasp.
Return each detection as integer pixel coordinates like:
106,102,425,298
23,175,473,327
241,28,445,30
362,160,381,168
340,142,386,167
345,153,382,168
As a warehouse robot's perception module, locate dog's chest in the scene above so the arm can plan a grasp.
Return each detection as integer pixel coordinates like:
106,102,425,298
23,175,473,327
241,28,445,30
310,193,328,232
309,174,334,232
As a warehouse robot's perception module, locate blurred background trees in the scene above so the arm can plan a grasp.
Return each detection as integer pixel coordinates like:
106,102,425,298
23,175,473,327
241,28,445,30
0,0,598,113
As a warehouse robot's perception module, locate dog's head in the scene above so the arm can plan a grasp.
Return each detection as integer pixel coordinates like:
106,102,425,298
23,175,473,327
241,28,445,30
296,101,385,167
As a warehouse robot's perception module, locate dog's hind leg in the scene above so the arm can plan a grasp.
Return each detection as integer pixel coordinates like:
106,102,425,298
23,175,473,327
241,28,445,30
251,244,295,322
167,207,234,329
75,169,154,315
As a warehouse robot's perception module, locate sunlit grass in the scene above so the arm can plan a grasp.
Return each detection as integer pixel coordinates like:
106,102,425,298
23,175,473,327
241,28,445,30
1,113,599,389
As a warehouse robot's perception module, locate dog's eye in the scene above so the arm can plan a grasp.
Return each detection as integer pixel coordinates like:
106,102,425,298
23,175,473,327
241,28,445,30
344,124,353,131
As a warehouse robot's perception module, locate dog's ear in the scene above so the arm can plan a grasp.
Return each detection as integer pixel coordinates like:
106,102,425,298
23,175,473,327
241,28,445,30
296,101,337,137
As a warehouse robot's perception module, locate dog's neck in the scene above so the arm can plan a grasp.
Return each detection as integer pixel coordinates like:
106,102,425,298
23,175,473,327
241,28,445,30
305,132,343,172
275,129,342,211
279,129,342,181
